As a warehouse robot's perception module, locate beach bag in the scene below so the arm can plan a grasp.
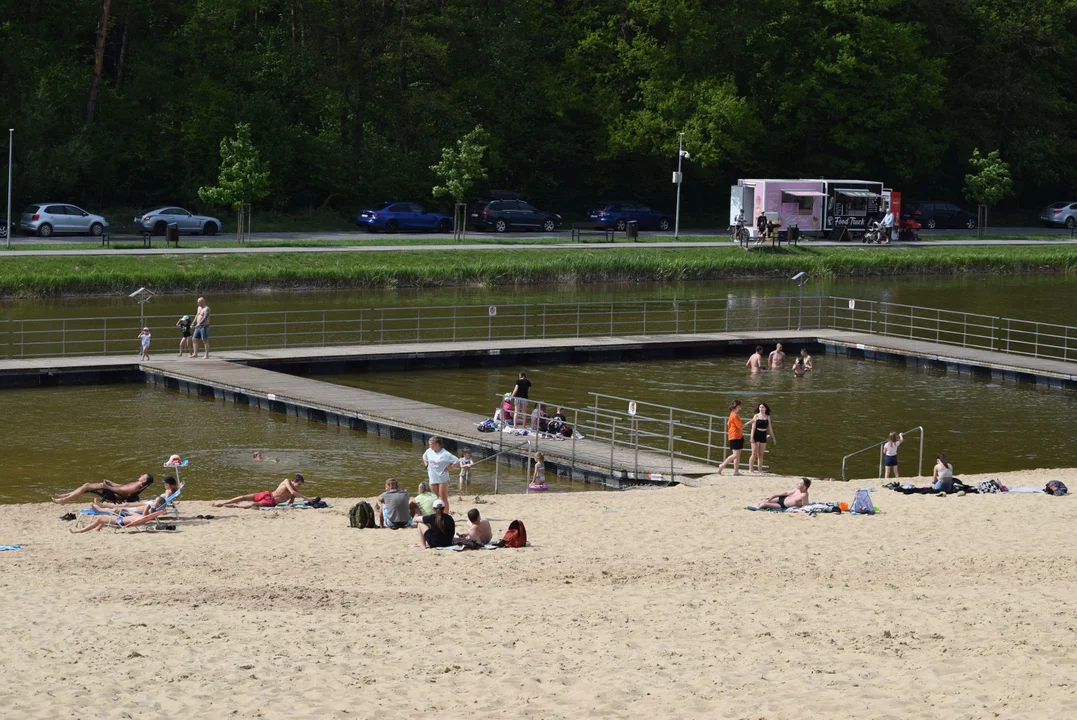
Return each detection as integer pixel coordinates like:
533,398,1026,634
850,488,874,514
977,480,1002,494
1045,481,1069,496
502,519,527,548
348,501,376,529
477,418,498,432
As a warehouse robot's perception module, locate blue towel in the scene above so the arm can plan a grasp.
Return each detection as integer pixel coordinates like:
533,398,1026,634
0,545,21,551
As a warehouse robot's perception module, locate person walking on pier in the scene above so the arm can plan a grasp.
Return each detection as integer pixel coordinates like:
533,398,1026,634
176,315,192,356
716,400,744,476
747,403,776,474
511,372,532,429
138,327,152,360
190,297,211,359
422,436,459,513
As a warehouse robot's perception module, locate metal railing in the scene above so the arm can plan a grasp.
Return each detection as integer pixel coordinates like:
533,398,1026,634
840,426,924,481
2,294,1076,365
827,296,1077,363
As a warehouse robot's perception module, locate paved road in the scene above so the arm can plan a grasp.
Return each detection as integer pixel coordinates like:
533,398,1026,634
0,227,1073,256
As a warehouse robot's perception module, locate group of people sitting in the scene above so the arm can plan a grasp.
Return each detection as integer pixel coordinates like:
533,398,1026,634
494,398,574,438
373,478,493,549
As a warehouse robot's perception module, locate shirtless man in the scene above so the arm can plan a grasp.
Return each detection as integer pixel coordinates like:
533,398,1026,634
457,508,493,545
800,348,813,372
190,296,211,359
52,473,154,505
755,478,811,510
768,343,786,370
746,346,764,374
214,474,308,509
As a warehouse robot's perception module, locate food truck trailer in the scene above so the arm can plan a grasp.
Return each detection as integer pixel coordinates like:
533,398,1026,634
730,178,887,238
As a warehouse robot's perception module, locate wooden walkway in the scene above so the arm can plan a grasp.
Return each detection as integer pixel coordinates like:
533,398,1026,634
139,358,719,487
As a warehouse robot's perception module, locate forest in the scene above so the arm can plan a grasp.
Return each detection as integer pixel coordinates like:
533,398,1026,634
1,0,1076,219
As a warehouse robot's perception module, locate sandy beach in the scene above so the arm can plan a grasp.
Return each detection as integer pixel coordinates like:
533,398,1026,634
3,468,1077,719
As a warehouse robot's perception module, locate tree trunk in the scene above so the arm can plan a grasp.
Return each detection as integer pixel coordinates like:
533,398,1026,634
115,19,129,92
86,0,112,128
291,6,297,45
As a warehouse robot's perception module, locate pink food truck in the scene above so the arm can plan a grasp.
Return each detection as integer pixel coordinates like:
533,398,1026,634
730,178,886,238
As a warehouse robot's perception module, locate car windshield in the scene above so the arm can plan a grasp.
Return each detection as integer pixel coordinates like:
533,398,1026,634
23,205,39,214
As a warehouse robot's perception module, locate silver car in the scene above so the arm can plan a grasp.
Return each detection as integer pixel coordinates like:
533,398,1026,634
136,207,221,235
1040,201,1077,228
20,203,109,237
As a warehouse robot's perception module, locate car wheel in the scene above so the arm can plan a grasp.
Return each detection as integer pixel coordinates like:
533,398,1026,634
385,219,399,233
1066,217,1075,229
542,218,557,232
153,221,168,236
925,218,937,229
965,217,977,230
37,223,53,238
89,222,104,237
494,218,508,233
437,218,452,233
614,218,627,231
658,218,670,231
203,222,219,236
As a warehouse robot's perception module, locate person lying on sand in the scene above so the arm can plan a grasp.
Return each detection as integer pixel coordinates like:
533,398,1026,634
70,505,158,534
456,508,493,545
52,474,154,505
755,478,811,510
213,474,307,509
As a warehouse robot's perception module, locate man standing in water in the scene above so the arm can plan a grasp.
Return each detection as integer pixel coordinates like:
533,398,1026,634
800,348,813,372
768,343,786,370
746,346,764,374
190,296,211,359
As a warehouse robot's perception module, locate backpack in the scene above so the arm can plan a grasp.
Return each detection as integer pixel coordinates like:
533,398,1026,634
348,501,376,529
1046,481,1069,496
477,419,498,432
502,519,527,548
850,488,874,514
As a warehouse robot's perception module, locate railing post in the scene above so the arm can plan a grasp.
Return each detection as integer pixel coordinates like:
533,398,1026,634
962,314,967,347
20,319,24,358
488,311,492,340
1035,324,1040,358
416,307,421,342
62,319,66,357
322,310,327,346
576,305,581,337
674,300,679,334
693,300,698,333
918,428,924,479
542,305,546,339
522,304,528,340
610,418,617,478
633,417,639,481
359,309,365,345
245,313,249,349
102,317,107,354
1007,319,1011,353
283,311,288,347
380,309,385,344
706,416,713,463
571,409,578,470
451,307,456,342
878,444,884,479
610,302,614,336
936,309,940,343
668,408,675,479
642,301,647,334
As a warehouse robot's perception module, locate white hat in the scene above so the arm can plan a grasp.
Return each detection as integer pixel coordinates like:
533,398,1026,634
433,498,445,508
168,454,182,465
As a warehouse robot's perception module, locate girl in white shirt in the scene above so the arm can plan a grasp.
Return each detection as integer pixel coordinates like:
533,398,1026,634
422,436,459,513
883,432,903,479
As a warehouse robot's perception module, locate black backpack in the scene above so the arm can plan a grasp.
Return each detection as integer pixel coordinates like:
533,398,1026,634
348,501,377,528
1045,481,1069,496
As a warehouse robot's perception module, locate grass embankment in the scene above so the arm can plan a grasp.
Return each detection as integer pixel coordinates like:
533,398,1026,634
1,245,1076,296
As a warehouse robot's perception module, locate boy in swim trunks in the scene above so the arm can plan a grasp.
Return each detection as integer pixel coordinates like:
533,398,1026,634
213,474,308,509
755,478,811,510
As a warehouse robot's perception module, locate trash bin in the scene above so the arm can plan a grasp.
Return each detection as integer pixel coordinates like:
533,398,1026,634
626,220,639,240
789,224,799,244
166,222,179,246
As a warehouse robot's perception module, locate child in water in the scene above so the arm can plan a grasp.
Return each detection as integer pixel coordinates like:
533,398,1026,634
531,452,546,488
138,327,151,360
883,432,904,479
458,448,473,492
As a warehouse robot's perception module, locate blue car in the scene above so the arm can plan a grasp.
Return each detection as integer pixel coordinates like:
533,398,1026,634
356,202,454,233
588,201,672,231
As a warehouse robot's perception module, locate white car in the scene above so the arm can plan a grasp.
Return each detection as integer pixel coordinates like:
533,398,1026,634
135,207,221,235
1040,201,1077,228
20,203,109,237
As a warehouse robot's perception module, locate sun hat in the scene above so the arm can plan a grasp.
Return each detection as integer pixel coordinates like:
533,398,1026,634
433,498,445,508
167,454,182,465
181,315,189,321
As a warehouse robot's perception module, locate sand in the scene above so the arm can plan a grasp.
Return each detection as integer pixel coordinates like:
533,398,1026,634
3,467,1077,719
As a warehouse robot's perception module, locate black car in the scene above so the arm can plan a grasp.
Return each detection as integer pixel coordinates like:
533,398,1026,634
0,216,6,239
470,196,563,233
905,201,977,230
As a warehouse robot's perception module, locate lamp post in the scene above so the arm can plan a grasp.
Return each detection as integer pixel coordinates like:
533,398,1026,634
791,272,809,330
5,128,12,250
673,132,689,240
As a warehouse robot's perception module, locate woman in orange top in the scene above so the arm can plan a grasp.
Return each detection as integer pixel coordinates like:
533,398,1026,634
716,400,744,476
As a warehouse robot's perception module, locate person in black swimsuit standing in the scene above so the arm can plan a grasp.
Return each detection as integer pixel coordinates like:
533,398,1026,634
747,402,776,474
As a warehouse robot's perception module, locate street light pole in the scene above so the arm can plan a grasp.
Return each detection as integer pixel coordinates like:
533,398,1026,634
673,132,684,240
6,128,12,250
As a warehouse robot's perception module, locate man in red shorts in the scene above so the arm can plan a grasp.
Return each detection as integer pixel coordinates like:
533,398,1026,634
214,474,308,509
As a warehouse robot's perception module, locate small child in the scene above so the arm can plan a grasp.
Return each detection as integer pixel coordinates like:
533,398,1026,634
792,358,805,377
138,327,151,360
176,315,192,356
458,448,473,491
531,452,546,487
883,432,904,479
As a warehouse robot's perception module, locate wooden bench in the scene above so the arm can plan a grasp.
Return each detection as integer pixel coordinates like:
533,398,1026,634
101,228,179,248
571,222,617,243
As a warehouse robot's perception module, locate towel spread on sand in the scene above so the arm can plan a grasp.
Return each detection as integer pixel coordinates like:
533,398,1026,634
257,500,332,509
0,545,22,551
1006,487,1047,494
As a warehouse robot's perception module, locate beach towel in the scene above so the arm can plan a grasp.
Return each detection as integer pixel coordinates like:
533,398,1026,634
0,545,21,551
1007,487,1046,494
259,499,332,509
435,542,528,551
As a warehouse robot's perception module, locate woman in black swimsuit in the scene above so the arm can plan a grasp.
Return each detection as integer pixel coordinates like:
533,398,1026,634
748,402,776,474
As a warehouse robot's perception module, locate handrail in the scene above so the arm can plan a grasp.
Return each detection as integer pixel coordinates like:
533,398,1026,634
840,426,924,481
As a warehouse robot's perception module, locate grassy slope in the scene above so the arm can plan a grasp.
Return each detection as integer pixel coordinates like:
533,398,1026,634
0,245,1074,296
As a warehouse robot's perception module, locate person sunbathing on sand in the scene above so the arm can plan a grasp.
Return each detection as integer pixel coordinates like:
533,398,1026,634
755,478,811,510
456,508,493,545
214,474,307,509
70,505,158,533
52,474,153,505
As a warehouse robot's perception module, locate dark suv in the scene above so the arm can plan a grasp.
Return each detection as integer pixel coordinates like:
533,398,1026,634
470,196,563,233
905,201,977,230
